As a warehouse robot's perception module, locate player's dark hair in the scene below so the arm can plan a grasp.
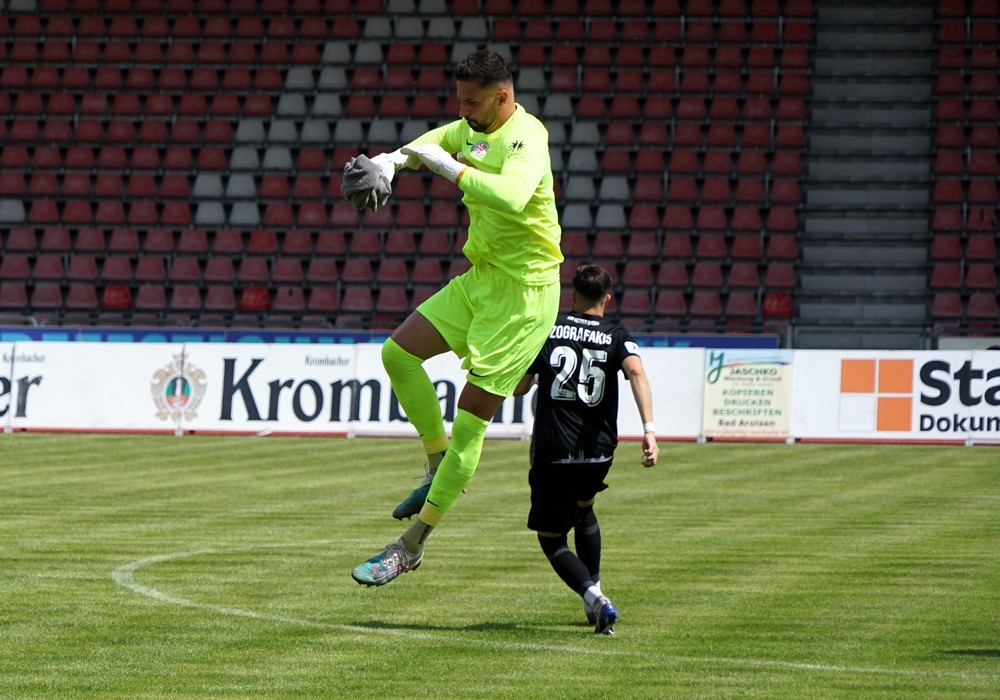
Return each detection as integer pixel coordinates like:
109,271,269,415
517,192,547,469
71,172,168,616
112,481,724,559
572,264,613,305
455,49,513,87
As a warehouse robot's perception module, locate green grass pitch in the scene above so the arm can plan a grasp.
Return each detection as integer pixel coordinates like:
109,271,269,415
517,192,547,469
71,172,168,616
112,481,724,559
2,434,999,699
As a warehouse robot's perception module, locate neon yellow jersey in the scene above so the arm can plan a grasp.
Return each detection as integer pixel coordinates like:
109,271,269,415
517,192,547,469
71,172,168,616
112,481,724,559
405,105,563,286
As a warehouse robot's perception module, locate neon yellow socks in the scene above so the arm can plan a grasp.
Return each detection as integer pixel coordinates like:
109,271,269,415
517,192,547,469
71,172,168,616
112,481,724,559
381,338,448,454
425,408,488,514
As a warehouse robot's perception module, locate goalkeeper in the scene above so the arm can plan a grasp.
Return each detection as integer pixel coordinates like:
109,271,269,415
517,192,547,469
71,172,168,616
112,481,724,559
349,49,563,587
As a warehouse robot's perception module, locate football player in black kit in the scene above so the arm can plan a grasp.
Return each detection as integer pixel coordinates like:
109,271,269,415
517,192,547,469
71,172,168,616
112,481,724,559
514,264,658,635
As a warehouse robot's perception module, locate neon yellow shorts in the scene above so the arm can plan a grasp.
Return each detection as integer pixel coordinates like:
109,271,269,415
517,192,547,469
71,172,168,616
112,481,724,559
417,262,559,397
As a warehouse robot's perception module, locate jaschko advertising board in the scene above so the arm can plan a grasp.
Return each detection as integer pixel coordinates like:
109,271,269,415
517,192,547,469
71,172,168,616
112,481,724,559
0,343,704,440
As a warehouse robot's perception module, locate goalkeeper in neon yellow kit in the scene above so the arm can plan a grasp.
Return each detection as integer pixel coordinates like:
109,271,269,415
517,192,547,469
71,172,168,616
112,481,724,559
348,49,563,586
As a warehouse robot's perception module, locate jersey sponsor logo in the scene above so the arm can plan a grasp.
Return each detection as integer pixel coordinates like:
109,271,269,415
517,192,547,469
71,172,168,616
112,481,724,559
510,139,525,152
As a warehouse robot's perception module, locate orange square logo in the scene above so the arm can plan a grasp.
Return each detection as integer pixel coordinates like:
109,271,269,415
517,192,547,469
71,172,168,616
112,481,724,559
876,396,912,431
840,359,876,393
878,359,913,394
840,358,914,432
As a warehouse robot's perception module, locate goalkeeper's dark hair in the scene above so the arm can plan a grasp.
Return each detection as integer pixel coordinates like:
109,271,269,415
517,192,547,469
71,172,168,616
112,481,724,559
572,264,613,306
455,49,513,87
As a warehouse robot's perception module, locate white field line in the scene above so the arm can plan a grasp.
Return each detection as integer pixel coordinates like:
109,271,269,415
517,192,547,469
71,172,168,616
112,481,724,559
112,544,999,681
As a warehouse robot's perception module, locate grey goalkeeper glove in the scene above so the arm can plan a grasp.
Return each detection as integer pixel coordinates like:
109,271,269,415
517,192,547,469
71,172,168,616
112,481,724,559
341,154,392,213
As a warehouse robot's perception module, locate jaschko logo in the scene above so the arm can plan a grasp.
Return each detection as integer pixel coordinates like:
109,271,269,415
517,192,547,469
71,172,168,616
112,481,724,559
839,358,914,431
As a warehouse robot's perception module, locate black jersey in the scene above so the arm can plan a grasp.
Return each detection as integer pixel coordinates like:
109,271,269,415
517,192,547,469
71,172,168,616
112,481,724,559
527,311,640,466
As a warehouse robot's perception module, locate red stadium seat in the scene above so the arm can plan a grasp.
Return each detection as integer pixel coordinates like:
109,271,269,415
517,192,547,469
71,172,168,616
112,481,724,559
966,235,998,260
657,261,688,288
691,262,724,288
725,291,759,320
931,292,962,320
765,233,799,262
764,262,797,289
654,289,686,319
695,233,728,259
689,291,722,318
728,262,760,289
930,263,962,291
240,287,271,313
100,284,133,311
969,286,998,322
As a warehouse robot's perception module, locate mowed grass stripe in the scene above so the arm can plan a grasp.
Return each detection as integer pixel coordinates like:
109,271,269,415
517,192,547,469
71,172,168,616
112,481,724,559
1,435,998,699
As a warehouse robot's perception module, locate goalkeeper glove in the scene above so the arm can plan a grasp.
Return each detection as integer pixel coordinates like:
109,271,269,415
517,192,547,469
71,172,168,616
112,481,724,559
400,144,468,184
369,148,414,184
341,154,392,213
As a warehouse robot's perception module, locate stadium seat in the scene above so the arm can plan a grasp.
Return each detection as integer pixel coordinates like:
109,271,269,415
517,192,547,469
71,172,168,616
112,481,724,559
966,235,997,260
340,286,373,314
307,288,339,315
134,284,167,314
667,177,698,203
929,234,963,261
669,150,700,175
702,177,732,203
655,261,687,288
764,263,797,289
762,292,794,318
99,283,132,311
728,262,760,289
725,291,759,321
691,262,724,288
731,209,764,235
966,207,997,232
34,254,66,282
654,290,686,318
412,259,443,285
766,207,799,233
203,258,236,285
964,263,997,290
703,150,733,176
967,292,999,325
0,282,28,310
240,287,271,313
696,207,728,232
689,291,722,319
272,287,306,315
618,290,652,325
968,179,998,203
170,286,203,314
766,234,799,260
736,177,766,203
40,227,72,252
0,255,30,281
204,286,237,313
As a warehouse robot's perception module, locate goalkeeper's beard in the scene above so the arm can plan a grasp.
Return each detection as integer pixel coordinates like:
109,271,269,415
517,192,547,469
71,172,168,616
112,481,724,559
465,115,497,133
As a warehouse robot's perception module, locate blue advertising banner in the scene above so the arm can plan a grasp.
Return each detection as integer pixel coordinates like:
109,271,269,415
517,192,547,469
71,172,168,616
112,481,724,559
0,326,780,348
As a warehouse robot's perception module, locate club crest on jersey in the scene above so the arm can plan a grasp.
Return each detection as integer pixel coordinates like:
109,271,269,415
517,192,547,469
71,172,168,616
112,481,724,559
468,140,489,158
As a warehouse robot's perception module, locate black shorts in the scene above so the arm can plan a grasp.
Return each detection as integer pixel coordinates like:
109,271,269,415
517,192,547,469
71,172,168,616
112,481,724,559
527,462,611,534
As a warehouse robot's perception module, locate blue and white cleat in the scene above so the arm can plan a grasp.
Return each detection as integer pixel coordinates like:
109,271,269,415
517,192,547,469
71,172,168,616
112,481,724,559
351,539,423,587
593,596,618,635
392,465,434,520
585,600,598,625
